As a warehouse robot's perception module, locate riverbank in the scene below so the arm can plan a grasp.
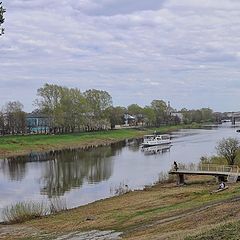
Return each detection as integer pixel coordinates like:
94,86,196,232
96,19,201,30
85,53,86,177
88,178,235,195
0,124,200,158
1,175,240,240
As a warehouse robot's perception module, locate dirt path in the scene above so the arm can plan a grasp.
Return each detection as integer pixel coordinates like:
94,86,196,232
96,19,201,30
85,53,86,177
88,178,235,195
0,225,122,240
55,230,122,240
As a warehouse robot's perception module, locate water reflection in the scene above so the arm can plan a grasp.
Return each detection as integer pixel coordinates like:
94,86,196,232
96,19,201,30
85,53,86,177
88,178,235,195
39,147,115,197
1,157,27,181
125,138,142,152
0,141,127,197
141,144,172,155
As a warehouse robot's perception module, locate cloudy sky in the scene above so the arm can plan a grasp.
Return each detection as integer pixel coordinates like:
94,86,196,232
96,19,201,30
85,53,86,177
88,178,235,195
1,0,240,112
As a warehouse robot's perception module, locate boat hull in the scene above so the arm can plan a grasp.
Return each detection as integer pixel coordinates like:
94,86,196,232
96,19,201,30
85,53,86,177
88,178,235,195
141,142,171,147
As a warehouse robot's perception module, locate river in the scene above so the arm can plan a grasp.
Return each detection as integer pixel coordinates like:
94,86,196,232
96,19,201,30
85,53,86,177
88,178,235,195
0,124,239,220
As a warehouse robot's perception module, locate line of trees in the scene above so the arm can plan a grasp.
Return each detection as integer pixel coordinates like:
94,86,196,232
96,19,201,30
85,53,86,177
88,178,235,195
0,83,219,135
181,108,216,124
35,84,112,133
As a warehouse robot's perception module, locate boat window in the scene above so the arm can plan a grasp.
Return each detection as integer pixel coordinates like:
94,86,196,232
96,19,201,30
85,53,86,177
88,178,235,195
162,135,170,140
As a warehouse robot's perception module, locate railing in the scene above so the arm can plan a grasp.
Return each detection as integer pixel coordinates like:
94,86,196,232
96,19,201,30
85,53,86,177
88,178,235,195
176,163,239,174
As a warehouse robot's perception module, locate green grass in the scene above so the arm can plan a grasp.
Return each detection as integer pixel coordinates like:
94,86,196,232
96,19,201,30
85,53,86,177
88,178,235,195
113,187,239,226
0,124,200,157
185,221,240,240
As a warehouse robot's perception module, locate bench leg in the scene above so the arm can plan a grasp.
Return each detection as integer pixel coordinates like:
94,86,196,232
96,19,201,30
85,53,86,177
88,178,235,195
177,174,185,185
218,175,225,182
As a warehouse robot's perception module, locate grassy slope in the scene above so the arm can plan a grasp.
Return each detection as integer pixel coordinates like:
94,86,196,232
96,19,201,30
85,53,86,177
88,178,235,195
185,221,240,240
2,176,240,240
0,124,197,158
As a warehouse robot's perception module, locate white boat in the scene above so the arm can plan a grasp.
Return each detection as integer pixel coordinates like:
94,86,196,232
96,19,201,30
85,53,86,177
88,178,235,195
141,134,171,147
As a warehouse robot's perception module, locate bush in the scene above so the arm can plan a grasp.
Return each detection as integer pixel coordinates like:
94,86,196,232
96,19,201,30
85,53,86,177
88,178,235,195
2,198,67,224
200,155,227,165
2,201,48,223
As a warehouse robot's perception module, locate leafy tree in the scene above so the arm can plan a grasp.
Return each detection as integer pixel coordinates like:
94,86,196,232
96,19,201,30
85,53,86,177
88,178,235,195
127,104,142,115
83,89,112,130
105,106,126,129
216,137,240,165
181,108,192,124
143,106,156,127
36,83,64,132
201,108,214,122
0,2,6,36
192,110,202,123
151,100,168,126
67,88,87,132
84,89,112,115
0,110,5,134
127,104,143,125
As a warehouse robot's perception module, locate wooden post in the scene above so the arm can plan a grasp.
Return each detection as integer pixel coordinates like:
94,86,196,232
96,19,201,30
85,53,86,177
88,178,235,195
232,114,235,125
218,175,225,182
177,174,185,185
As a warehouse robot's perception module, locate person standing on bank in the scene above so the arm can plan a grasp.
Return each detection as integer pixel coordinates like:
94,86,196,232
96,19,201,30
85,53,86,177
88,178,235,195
174,161,178,171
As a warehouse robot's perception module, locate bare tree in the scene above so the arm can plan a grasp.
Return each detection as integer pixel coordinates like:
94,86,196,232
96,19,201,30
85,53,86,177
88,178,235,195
4,101,26,134
216,137,240,165
0,2,6,36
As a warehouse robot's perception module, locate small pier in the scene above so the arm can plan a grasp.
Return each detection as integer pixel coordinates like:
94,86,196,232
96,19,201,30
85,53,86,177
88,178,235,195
169,164,240,184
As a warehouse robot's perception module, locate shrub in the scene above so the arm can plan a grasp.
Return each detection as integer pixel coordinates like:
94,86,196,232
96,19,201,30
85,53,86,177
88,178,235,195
2,201,48,223
2,198,68,224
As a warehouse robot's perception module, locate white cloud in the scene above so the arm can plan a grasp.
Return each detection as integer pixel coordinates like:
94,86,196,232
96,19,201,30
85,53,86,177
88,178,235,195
1,0,240,111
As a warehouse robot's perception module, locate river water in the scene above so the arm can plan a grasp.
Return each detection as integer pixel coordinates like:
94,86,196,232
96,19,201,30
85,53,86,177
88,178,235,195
0,124,239,220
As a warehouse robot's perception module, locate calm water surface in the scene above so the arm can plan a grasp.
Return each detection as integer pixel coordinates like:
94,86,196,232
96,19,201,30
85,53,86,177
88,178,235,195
0,124,239,220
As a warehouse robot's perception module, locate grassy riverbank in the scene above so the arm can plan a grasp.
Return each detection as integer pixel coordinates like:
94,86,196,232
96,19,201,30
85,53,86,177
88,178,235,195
0,124,200,158
1,175,240,239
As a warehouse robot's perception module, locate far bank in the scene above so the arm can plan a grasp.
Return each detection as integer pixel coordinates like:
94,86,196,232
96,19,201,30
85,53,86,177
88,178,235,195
0,124,201,158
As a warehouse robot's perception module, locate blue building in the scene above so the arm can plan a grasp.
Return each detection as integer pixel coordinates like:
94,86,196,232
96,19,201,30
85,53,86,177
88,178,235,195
26,113,50,133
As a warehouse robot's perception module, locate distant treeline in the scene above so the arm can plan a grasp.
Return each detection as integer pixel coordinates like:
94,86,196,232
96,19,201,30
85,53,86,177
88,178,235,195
0,83,222,135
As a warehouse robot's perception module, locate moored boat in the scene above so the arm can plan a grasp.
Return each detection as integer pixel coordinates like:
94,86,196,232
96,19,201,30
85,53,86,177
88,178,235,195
141,134,171,147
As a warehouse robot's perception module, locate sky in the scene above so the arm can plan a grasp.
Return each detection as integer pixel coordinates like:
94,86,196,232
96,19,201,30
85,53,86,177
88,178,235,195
1,0,240,112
